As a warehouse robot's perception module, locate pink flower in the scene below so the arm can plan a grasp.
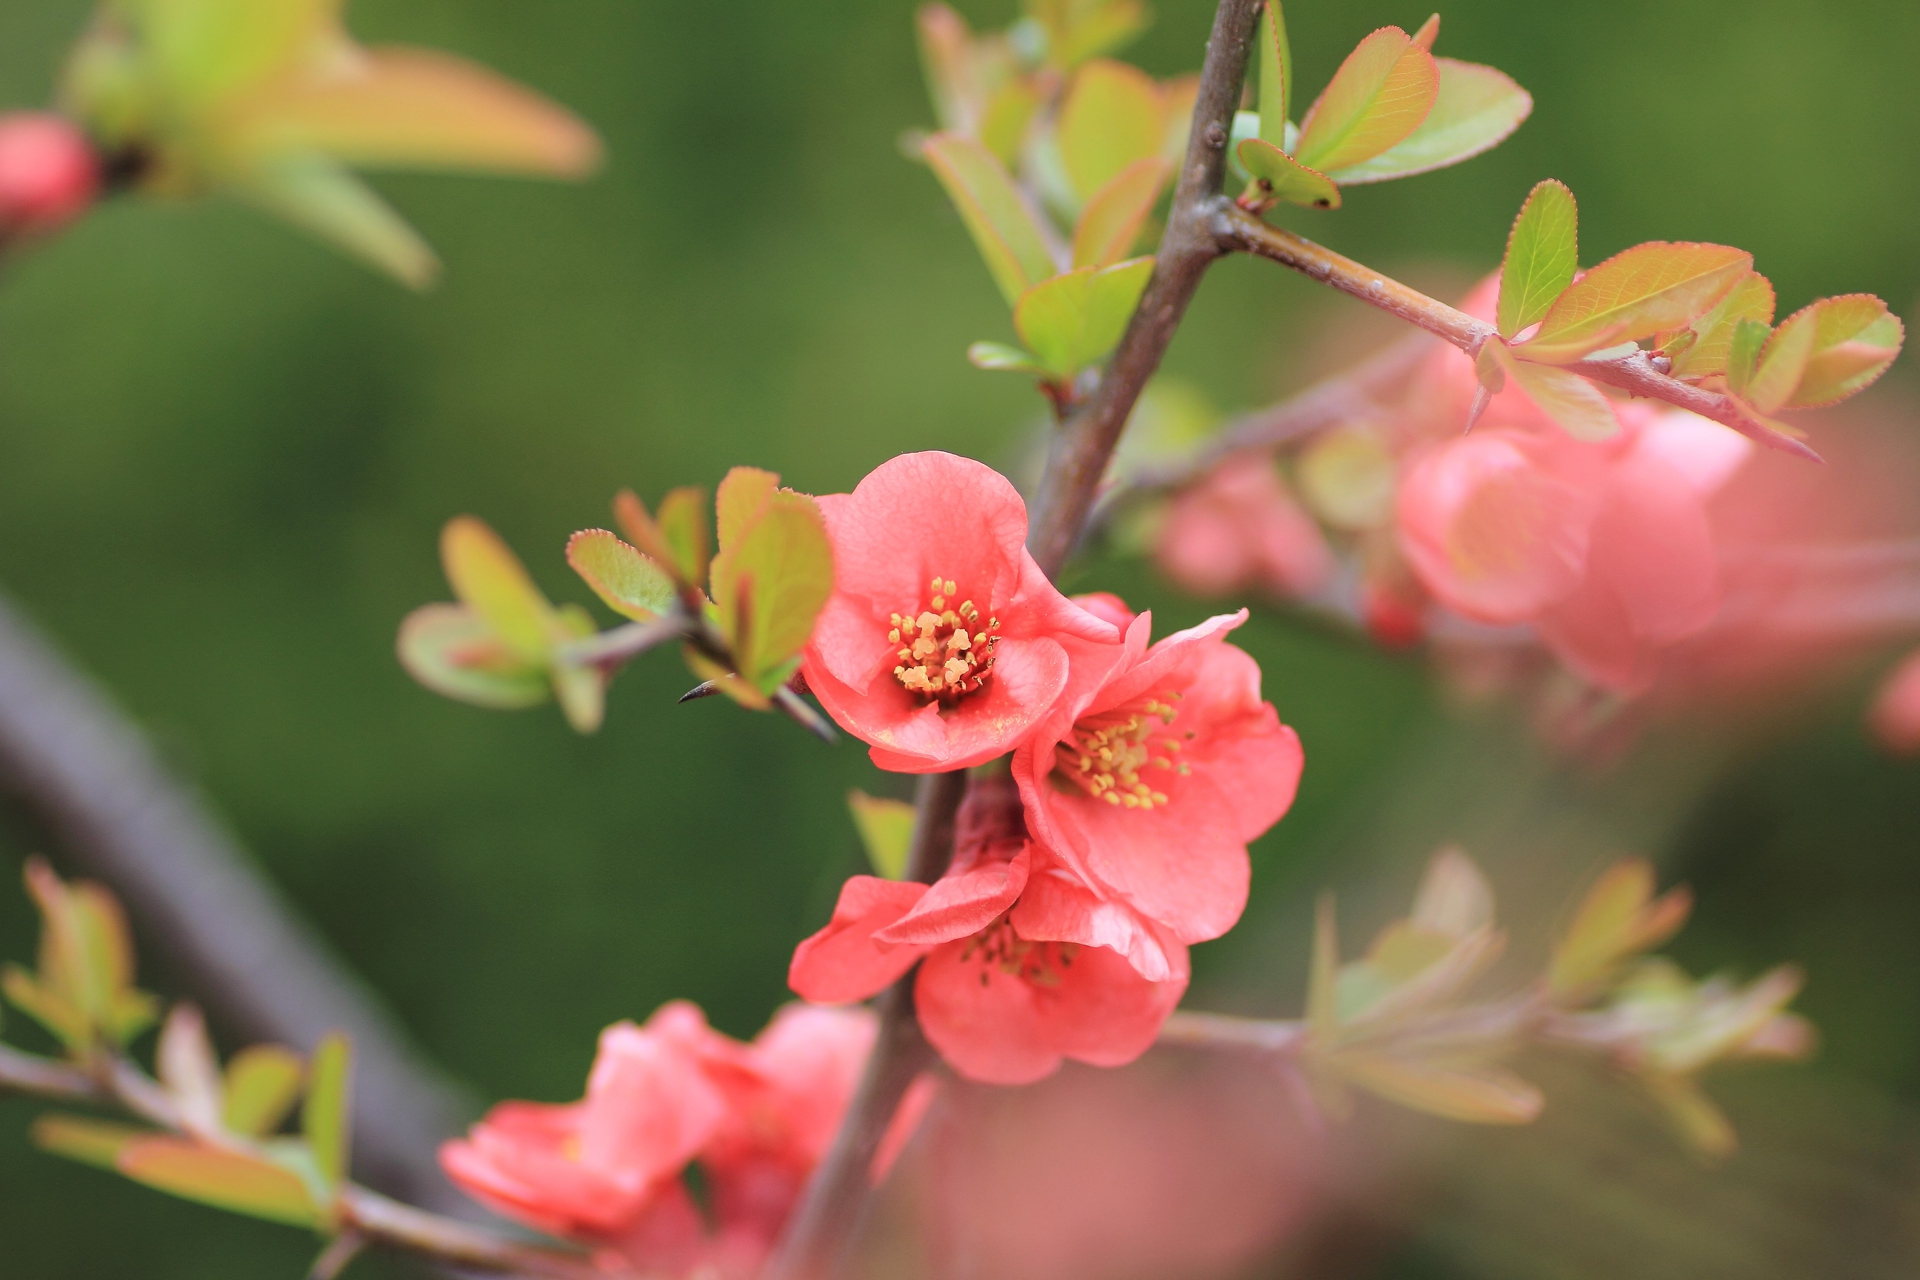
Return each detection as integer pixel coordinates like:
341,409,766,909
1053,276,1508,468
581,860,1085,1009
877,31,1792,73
1154,454,1334,601
0,113,97,234
1011,609,1303,979
439,1015,727,1241
790,776,1186,1085
802,452,1122,772
441,1001,885,1277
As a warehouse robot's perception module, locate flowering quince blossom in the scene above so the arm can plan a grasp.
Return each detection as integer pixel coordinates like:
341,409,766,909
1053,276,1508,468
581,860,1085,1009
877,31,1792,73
791,774,1186,1085
1154,453,1334,602
441,1000,879,1277
802,451,1122,772
1012,602,1304,981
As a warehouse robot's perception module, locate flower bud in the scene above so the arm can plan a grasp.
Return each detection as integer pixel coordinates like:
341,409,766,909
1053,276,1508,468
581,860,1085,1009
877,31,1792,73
0,113,99,235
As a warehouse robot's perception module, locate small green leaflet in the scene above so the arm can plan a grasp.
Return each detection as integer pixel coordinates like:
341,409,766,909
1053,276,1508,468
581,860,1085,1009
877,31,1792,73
1013,256,1155,376
1497,180,1577,338
1237,138,1339,209
302,1032,353,1190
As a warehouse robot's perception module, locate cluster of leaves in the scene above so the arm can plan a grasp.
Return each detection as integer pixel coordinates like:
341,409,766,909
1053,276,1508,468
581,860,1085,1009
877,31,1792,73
915,0,1188,393
1301,850,1811,1156
400,467,834,733
60,0,600,285
4,862,361,1244
1482,179,1905,445
1233,3,1531,213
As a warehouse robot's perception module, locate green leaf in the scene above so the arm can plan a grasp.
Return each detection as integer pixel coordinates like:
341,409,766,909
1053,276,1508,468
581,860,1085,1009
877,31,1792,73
1667,271,1775,380
710,491,834,691
1307,894,1340,1038
548,604,606,734
3,966,88,1047
1334,1054,1543,1124
437,516,553,662
1013,256,1155,377
158,1003,223,1130
396,604,549,709
1293,27,1439,175
1521,241,1752,363
222,1045,306,1137
1497,179,1577,338
1548,858,1691,997
1326,58,1529,184
1487,340,1619,440
1255,0,1292,150
302,1032,352,1190
967,341,1048,373
715,466,782,554
1071,155,1167,267
1725,317,1770,399
1026,0,1151,69
565,530,676,622
980,80,1044,167
653,487,712,591
1237,138,1339,209
117,1137,321,1227
1745,306,1818,414
1782,294,1905,409
231,49,601,179
1056,59,1166,204
33,1115,154,1171
916,3,974,133
848,791,916,879
140,0,337,109
227,152,439,289
922,132,1058,308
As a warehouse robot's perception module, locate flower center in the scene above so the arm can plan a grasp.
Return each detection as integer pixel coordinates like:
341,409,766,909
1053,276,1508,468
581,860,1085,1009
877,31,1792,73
960,917,1078,988
890,576,1000,704
1052,693,1191,810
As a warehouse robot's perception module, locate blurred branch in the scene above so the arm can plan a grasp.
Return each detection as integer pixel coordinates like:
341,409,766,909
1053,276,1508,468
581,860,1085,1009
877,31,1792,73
0,588,475,1213
0,1041,610,1280
1216,208,1824,463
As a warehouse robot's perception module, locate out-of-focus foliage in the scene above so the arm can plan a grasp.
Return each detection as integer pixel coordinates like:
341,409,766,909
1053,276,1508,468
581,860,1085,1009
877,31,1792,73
0,0,1916,1275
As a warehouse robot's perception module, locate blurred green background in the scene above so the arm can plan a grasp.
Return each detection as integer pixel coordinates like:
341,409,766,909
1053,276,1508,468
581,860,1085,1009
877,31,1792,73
1,0,1917,1275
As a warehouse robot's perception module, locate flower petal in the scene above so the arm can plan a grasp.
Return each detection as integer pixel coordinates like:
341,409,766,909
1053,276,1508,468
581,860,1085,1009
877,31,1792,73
788,877,930,1003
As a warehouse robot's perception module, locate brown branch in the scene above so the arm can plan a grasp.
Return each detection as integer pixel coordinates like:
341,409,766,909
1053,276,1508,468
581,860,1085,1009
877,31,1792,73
1156,1010,1309,1053
1216,208,1824,463
768,4,1268,1276
0,1040,607,1280
0,590,475,1214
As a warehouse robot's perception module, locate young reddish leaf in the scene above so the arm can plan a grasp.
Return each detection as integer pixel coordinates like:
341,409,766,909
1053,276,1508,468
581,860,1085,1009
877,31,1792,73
1522,242,1752,362
302,1032,353,1189
117,1137,320,1227
967,341,1048,374
230,152,439,289
1410,13,1440,50
232,49,602,179
1056,59,1166,203
979,80,1043,167
159,1004,224,1133
653,487,712,590
440,516,552,662
1410,847,1495,938
1293,27,1440,175
1071,155,1167,267
32,1115,153,1171
1497,179,1578,338
1030,0,1151,69
1548,858,1691,997
922,132,1058,308
1486,340,1619,440
548,603,606,733
715,467,782,553
711,492,834,691
916,3,974,132
1326,59,1531,184
222,1045,306,1138
396,604,548,709
1783,294,1905,409
2,966,88,1047
1334,1054,1543,1124
565,529,676,622
848,791,917,880
13,860,156,1050
1744,307,1818,414
1013,256,1156,376
1237,138,1340,209
1667,271,1775,380
1255,0,1293,149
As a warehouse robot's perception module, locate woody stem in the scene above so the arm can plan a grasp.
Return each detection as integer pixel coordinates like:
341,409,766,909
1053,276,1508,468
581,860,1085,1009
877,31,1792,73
764,3,1270,1277
1214,207,1823,463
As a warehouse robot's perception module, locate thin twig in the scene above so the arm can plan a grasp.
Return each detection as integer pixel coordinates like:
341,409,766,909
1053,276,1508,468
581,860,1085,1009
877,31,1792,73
0,590,476,1212
559,615,686,669
1216,208,1825,463
0,1042,608,1280
1156,1011,1309,1054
